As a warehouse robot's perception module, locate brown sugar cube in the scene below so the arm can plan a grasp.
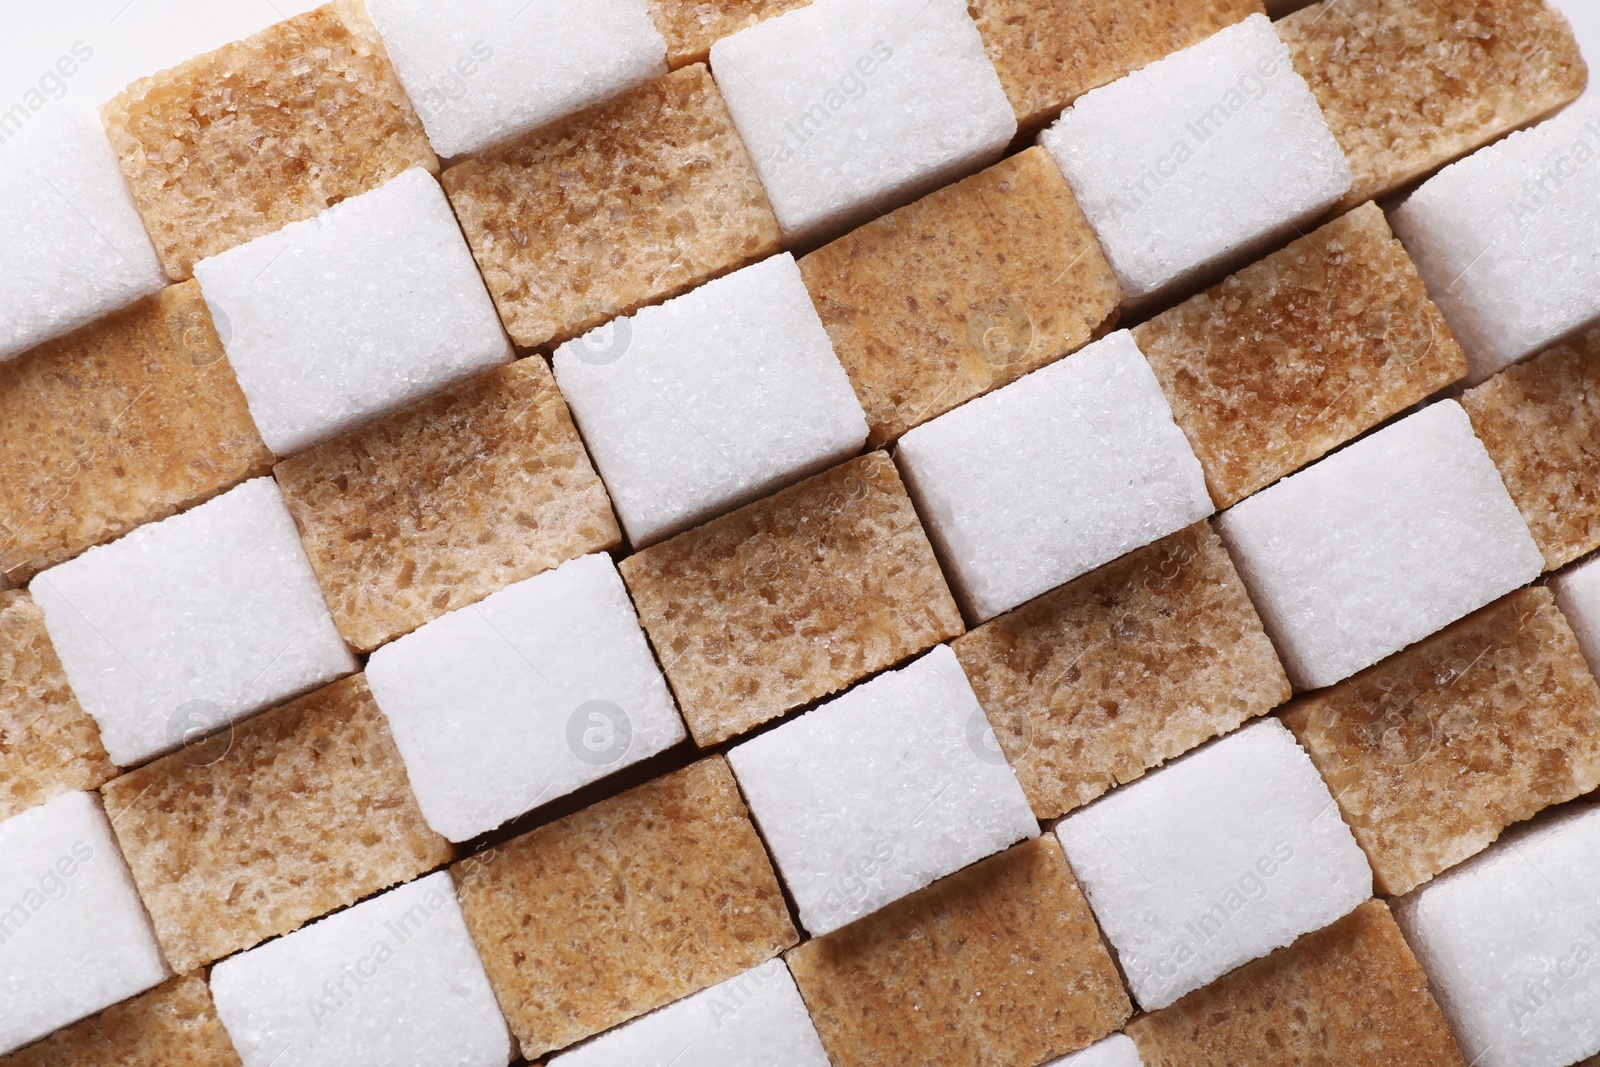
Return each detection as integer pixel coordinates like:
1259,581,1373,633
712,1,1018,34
1279,0,1587,212
443,63,779,350
100,0,436,281
787,836,1130,1067
1128,900,1467,1066
797,146,1120,446
1133,202,1467,508
452,757,796,1060
953,521,1289,820
0,591,115,823
1461,327,1600,571
275,357,618,651
101,674,450,973
620,452,963,746
646,0,811,68
0,282,272,584
0,974,241,1067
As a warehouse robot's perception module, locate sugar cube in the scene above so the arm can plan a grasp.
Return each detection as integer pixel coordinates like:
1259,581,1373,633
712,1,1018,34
646,0,810,68
1552,551,1600,678
209,871,512,1067
28,477,356,767
1057,718,1372,1010
1047,1035,1145,1067
0,791,168,1057
710,0,1016,246
1040,14,1351,303
895,329,1213,624
0,974,240,1067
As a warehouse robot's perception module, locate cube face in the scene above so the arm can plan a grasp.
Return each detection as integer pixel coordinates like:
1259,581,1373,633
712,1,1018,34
896,330,1213,623
1134,202,1468,508
100,0,437,281
1048,1034,1146,1067
194,168,511,456
209,872,511,1067
0,974,242,1067
1040,14,1351,302
787,837,1131,1067
1057,718,1372,1010
710,0,1016,246
556,254,866,545
0,791,169,1057
364,0,666,158
619,453,964,746
28,478,356,767
953,522,1290,820
1216,401,1545,691
646,0,811,68
728,646,1037,935
452,758,797,1059
366,553,686,843
443,63,779,350
274,358,619,653
1552,552,1600,679
797,147,1121,445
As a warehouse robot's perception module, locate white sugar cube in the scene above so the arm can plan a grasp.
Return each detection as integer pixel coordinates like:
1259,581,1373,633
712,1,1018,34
1216,400,1543,691
194,168,511,456
895,330,1213,624
366,553,686,843
726,645,1037,936
1057,719,1371,1011
549,959,831,1067
0,791,169,1056
553,254,867,547
29,478,355,766
1391,98,1600,384
1551,553,1600,679
0,107,165,362
1047,1035,1145,1067
1395,802,1600,1067
210,871,512,1067
1039,14,1351,302
364,0,666,159
710,0,1016,246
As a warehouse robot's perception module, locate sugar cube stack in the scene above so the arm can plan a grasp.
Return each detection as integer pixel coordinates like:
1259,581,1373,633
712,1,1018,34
1048,1034,1147,1067
1553,551,1600,677
1216,400,1545,690
0,791,169,1057
194,168,511,456
27,477,356,767
209,871,512,1067
0,974,242,1067
710,0,1017,246
896,330,1214,623
646,0,810,68
1057,718,1372,1010
1040,14,1351,303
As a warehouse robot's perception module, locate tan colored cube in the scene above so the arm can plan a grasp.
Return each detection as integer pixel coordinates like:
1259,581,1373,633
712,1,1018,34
101,674,450,973
646,0,811,68
971,0,1264,133
0,974,241,1067
620,453,963,746
1134,202,1467,508
1129,900,1467,1066
953,521,1289,820
0,591,115,823
798,147,1120,445
787,836,1130,1067
1461,327,1600,571
1281,587,1600,897
452,757,796,1060
443,64,779,350
275,357,619,651
1279,0,1587,212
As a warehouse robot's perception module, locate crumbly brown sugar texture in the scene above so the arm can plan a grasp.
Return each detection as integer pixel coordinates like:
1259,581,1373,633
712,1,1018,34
0,592,115,823
452,757,796,1060
1128,901,1467,1066
101,674,450,973
646,0,811,68
442,63,779,350
620,453,963,746
787,837,1130,1067
798,147,1119,445
275,358,618,652
1279,0,1587,212
953,522,1289,820
1461,327,1600,571
1134,202,1467,508
0,974,241,1067
1281,588,1600,896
